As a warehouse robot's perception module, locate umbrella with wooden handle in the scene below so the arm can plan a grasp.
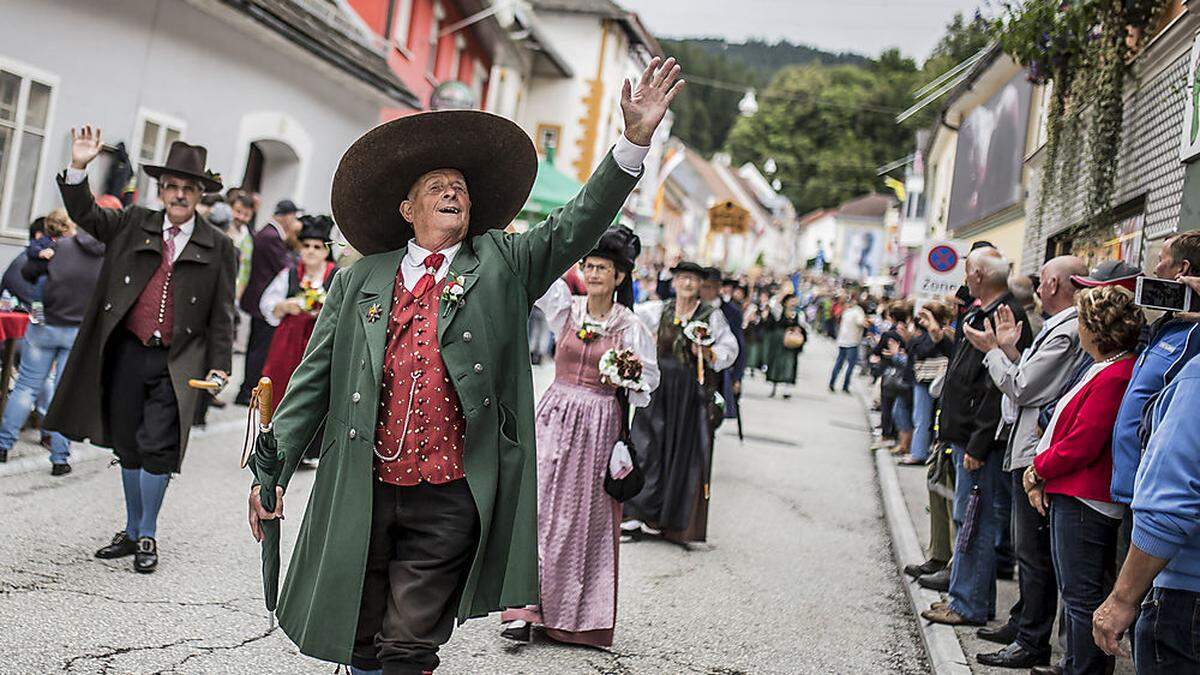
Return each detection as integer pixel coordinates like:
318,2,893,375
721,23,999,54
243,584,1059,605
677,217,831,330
241,377,282,614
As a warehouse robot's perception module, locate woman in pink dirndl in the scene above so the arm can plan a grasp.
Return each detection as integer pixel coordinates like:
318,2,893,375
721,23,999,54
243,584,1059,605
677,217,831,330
500,226,658,647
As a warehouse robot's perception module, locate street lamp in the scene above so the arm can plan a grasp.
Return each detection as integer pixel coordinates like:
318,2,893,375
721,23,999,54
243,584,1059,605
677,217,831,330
738,89,758,116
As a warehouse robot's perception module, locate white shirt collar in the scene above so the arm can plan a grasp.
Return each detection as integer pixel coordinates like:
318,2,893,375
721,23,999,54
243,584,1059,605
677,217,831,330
165,216,194,237
405,238,462,269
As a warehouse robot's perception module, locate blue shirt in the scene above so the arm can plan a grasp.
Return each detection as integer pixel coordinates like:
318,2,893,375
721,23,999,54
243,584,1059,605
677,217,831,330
1111,320,1200,504
1132,355,1200,592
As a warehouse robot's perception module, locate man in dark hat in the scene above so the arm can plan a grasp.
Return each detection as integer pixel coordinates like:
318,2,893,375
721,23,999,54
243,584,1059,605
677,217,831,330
702,267,745,419
49,128,237,573
246,57,683,673
236,198,304,405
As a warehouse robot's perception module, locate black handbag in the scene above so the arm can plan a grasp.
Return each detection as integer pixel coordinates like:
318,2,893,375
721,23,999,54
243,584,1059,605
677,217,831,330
604,390,645,502
881,366,909,397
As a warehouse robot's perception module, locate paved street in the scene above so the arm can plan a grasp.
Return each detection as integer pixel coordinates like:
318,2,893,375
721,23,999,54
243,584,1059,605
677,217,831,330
0,338,926,674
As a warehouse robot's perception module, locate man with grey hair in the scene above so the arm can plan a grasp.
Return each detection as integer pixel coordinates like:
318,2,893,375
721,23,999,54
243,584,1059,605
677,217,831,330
923,247,1033,627
963,255,1089,667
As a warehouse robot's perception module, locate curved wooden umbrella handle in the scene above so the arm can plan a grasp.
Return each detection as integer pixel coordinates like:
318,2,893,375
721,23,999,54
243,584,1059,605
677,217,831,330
254,377,274,426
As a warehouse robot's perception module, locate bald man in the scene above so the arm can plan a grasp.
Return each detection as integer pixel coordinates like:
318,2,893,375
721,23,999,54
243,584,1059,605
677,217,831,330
923,247,1035,629
958,256,1090,666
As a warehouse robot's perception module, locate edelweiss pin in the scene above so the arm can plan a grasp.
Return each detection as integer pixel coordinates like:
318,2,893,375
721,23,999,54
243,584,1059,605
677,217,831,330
366,302,384,323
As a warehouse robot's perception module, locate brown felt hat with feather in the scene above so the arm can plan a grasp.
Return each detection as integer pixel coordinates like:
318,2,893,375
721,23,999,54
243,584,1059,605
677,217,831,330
331,110,537,255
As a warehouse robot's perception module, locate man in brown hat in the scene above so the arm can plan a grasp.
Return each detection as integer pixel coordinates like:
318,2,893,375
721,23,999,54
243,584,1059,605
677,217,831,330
50,129,238,573
247,57,683,673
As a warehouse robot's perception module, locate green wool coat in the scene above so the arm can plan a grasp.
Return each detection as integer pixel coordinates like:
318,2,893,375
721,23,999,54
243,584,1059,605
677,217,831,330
268,151,639,665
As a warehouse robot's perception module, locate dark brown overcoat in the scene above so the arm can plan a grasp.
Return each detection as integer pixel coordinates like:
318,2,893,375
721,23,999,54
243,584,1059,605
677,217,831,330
45,175,237,470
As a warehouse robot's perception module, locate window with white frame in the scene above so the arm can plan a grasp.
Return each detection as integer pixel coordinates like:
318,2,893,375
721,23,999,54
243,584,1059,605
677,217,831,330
388,0,413,51
428,1,444,77
0,60,57,237
134,109,186,206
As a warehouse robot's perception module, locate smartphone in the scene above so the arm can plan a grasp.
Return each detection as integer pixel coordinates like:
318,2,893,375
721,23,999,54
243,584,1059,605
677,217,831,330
1135,277,1200,312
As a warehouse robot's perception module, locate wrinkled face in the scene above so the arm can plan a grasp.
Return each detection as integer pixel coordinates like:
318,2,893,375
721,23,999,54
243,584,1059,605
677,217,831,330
580,256,625,300
231,202,254,230
158,175,201,224
1155,240,1189,279
298,238,327,267
401,169,471,246
673,272,701,300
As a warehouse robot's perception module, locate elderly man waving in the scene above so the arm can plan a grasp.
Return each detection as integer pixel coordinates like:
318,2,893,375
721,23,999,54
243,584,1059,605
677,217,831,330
247,58,683,674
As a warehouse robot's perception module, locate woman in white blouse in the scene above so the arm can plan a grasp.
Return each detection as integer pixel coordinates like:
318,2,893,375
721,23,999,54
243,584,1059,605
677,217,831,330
500,227,658,647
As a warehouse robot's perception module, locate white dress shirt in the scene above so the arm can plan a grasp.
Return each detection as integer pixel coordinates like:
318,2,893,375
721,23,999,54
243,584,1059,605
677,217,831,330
65,166,193,260
401,239,462,292
633,298,740,372
610,135,649,176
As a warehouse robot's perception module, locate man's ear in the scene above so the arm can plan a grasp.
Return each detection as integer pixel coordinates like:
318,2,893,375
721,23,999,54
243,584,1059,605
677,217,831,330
399,198,414,223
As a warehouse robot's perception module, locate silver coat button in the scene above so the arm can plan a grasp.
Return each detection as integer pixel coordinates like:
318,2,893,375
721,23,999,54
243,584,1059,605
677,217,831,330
104,302,112,311
352,392,361,403
483,397,491,407
185,327,193,335
462,331,472,342
123,275,130,285
190,296,197,304
348,428,357,439
474,363,484,373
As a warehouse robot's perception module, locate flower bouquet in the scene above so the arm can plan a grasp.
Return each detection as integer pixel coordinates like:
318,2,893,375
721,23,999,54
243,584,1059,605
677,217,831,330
599,348,649,392
295,281,328,314
682,320,715,384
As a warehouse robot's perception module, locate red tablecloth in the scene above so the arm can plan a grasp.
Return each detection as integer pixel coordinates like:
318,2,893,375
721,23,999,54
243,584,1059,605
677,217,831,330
0,312,31,341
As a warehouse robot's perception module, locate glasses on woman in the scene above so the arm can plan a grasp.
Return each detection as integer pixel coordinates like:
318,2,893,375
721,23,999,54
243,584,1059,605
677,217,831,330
300,242,327,251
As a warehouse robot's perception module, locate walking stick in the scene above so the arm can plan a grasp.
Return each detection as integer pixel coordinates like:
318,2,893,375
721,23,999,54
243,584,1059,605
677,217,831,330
241,378,282,626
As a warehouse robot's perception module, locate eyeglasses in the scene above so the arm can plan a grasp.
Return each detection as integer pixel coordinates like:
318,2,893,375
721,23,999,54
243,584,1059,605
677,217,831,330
581,262,615,273
300,242,328,251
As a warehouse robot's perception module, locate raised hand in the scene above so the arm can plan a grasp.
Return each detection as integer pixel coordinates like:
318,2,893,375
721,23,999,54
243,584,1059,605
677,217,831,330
621,56,684,146
993,304,1024,351
70,125,104,170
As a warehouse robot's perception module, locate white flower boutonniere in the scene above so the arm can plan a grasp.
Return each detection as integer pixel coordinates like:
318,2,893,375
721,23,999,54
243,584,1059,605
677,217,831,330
440,274,467,316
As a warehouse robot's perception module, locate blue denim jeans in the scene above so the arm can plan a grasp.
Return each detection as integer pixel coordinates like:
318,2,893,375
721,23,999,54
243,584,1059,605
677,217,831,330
910,383,935,461
891,392,914,432
1136,586,1200,674
0,323,77,463
949,443,1003,623
829,346,858,391
1050,495,1119,675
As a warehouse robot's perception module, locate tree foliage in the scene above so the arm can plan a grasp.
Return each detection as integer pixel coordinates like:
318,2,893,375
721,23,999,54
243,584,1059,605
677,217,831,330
660,39,765,156
727,50,924,214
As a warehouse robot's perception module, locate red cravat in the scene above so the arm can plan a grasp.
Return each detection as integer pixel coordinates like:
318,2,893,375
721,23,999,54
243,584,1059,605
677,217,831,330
411,252,445,298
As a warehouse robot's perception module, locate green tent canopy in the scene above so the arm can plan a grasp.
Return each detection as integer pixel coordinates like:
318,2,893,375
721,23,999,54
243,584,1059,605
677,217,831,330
521,157,582,222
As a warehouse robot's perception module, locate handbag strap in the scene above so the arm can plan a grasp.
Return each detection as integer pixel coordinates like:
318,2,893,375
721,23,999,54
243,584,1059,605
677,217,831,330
616,388,632,444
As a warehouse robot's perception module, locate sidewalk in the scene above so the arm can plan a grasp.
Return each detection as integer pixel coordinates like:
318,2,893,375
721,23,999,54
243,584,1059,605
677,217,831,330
856,372,1136,674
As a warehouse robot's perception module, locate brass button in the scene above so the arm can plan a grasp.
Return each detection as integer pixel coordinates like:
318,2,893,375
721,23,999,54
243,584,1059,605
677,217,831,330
474,363,483,373
352,392,361,403
348,428,357,439
483,397,491,407
462,331,472,342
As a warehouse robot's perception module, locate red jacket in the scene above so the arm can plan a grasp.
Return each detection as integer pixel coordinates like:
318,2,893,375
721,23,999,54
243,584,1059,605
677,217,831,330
1033,357,1134,502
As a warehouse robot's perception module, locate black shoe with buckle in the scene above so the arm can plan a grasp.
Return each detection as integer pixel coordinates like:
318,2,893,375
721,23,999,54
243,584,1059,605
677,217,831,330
134,537,158,573
500,620,532,643
95,531,138,559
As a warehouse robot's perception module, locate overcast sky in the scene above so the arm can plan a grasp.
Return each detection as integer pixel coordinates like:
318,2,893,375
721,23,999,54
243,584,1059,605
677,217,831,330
618,0,986,61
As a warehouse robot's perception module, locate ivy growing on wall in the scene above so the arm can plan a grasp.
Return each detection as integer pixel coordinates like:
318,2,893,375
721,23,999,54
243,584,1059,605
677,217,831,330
988,0,1170,226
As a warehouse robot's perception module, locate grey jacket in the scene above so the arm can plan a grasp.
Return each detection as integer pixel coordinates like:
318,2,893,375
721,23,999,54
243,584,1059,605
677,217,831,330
983,307,1088,471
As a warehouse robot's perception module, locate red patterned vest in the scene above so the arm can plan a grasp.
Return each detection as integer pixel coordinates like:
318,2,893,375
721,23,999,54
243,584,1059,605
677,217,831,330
373,276,467,486
125,235,176,345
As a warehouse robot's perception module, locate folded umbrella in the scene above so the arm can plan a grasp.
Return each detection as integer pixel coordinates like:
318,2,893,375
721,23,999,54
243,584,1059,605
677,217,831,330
955,481,982,553
242,377,281,613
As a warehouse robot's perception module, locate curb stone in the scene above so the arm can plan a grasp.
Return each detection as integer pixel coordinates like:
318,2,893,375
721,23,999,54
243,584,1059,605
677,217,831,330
852,383,972,675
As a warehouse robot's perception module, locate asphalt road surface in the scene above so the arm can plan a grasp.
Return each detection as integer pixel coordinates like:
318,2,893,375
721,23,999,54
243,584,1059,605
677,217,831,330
0,338,926,673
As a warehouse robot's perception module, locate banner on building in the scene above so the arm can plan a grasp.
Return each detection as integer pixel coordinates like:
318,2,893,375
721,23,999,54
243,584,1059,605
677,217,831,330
912,239,968,300
708,200,750,234
1180,31,1200,162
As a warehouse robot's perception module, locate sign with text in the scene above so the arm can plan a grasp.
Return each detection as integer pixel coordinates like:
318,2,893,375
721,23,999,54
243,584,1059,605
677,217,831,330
913,239,968,300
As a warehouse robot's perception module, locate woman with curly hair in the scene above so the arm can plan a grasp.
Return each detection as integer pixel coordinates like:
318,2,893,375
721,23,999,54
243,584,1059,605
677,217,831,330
1023,285,1144,675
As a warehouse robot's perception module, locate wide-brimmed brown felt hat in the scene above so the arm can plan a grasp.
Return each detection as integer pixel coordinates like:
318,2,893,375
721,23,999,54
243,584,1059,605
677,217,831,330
331,110,537,255
143,141,222,193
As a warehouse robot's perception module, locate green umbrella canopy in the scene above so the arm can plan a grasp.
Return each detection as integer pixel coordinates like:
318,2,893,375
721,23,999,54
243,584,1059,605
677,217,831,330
521,156,582,221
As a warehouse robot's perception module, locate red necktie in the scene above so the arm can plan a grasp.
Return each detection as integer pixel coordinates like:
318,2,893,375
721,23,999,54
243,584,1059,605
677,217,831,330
411,252,445,298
